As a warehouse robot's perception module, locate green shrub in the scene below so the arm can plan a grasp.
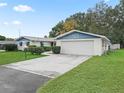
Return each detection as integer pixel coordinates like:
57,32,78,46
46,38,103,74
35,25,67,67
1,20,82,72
52,46,61,54
25,47,44,55
5,44,17,51
28,45,37,48
35,47,44,55
43,46,52,51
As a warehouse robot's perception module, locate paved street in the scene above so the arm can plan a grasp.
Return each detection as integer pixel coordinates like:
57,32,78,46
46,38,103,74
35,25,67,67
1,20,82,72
0,67,50,93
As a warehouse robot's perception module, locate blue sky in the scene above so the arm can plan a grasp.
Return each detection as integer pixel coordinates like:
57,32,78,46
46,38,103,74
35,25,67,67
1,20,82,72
0,0,119,38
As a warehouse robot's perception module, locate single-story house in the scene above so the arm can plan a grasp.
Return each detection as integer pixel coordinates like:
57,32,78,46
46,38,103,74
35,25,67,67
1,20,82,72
16,36,55,50
56,30,111,56
5,30,111,56
0,41,16,49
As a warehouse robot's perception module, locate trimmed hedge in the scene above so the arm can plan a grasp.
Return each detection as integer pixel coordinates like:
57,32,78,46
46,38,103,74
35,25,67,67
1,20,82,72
28,45,37,48
25,47,44,55
43,46,52,51
5,44,17,51
52,46,61,54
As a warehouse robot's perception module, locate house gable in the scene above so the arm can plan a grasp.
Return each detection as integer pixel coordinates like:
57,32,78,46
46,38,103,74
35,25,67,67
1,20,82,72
56,31,99,40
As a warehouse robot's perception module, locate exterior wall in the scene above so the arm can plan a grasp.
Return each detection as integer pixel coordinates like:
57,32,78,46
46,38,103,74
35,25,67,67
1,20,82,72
93,38,103,56
57,32,99,40
42,42,51,46
101,39,110,54
30,41,41,47
56,40,61,46
17,38,52,51
17,39,41,51
90,38,110,55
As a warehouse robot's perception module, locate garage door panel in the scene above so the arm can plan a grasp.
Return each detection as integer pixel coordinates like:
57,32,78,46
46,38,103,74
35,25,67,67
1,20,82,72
61,40,94,55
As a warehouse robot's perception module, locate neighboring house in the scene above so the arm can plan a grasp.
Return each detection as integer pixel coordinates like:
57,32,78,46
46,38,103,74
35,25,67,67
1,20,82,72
56,30,111,56
0,41,16,49
16,36,55,50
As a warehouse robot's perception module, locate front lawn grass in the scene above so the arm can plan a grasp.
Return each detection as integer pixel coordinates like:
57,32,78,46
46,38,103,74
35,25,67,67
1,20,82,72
37,49,124,93
0,51,46,65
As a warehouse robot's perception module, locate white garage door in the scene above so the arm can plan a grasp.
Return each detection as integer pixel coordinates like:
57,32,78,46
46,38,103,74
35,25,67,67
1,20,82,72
61,40,94,55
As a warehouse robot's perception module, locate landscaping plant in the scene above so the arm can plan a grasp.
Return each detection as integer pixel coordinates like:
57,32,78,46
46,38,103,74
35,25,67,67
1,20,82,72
52,46,61,54
5,44,17,51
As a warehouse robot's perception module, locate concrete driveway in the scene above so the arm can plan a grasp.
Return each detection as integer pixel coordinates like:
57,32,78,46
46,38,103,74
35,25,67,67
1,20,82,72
5,54,91,78
1,54,91,93
5,55,90,78
0,67,50,93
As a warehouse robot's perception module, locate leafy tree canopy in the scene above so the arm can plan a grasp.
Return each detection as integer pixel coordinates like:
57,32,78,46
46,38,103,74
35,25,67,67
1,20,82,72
0,35,6,41
49,0,124,48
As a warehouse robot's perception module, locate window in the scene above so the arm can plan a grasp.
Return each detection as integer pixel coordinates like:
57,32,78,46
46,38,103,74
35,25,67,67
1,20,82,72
26,42,30,46
19,42,23,46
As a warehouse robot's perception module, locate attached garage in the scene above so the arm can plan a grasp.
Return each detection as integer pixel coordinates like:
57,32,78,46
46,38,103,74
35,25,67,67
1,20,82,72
56,30,111,56
61,40,94,55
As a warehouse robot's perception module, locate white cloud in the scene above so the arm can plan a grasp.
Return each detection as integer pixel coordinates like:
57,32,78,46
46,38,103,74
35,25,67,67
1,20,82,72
0,2,7,7
12,21,22,25
13,5,34,12
3,22,9,25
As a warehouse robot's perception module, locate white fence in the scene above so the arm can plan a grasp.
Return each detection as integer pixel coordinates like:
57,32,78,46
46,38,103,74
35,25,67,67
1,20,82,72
110,44,120,50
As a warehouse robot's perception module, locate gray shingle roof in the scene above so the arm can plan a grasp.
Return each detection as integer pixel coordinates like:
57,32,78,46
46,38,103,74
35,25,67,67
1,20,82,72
16,36,55,42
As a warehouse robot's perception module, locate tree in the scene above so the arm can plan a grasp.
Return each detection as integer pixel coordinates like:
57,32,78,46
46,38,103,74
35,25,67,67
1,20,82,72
6,38,14,41
44,35,48,38
63,19,77,32
112,0,124,48
49,0,124,48
49,21,64,37
0,35,6,41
